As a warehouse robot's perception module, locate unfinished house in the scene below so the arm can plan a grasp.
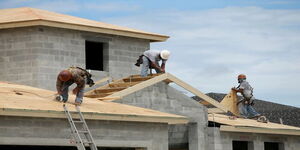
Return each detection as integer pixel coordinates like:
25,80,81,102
1,7,300,150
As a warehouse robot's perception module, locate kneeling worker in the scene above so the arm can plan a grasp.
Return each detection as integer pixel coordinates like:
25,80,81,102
232,74,263,120
56,67,95,105
137,49,170,77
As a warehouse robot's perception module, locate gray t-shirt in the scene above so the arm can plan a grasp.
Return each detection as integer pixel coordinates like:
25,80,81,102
238,80,254,99
143,50,167,63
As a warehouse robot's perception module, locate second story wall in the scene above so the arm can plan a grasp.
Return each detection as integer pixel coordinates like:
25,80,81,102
0,26,150,90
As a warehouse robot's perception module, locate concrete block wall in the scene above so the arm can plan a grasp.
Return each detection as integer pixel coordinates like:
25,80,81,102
0,26,149,91
114,82,208,150
0,116,168,150
207,127,300,150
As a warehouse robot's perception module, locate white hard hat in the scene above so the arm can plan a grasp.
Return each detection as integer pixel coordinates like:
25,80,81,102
160,50,170,60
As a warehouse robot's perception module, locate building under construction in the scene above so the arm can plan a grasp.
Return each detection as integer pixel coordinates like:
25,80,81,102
0,7,299,150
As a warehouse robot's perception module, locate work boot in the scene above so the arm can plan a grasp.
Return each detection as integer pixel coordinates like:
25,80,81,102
257,116,268,123
74,101,81,106
55,95,63,102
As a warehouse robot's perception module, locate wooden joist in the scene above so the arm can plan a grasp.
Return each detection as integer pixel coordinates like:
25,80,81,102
123,76,153,82
108,82,140,88
208,108,226,114
94,87,126,93
107,73,169,99
166,73,228,112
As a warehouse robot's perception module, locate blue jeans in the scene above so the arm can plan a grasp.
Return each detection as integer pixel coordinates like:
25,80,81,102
140,56,161,77
60,81,84,103
238,101,260,118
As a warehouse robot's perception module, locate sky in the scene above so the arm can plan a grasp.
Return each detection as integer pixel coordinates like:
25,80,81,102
1,0,300,107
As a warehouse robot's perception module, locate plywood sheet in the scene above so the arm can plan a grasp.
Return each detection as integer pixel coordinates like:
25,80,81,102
220,90,240,116
0,82,187,124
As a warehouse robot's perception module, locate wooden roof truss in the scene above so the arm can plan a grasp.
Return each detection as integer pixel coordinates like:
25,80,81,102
85,73,228,112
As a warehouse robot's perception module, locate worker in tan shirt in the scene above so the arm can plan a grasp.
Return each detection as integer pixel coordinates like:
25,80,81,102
56,67,94,105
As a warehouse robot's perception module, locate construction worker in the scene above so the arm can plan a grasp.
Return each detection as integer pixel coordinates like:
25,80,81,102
56,67,95,105
231,74,261,119
137,49,170,77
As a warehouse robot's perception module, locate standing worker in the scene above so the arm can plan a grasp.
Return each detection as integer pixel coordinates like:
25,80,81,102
135,49,170,77
56,67,95,105
232,74,263,120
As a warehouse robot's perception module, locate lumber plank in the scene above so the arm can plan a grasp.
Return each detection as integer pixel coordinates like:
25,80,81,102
166,73,228,112
108,73,169,99
199,101,212,106
208,108,226,114
98,96,122,101
123,76,153,82
220,90,240,116
94,87,126,93
109,82,140,88
85,92,114,98
129,73,162,78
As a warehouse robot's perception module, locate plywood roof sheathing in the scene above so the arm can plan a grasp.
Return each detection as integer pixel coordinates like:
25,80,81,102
0,7,169,42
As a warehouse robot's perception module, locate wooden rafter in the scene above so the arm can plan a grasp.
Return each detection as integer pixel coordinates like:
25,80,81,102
86,73,228,113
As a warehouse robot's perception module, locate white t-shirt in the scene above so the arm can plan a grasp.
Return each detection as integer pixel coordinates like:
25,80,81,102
238,80,254,99
143,50,167,63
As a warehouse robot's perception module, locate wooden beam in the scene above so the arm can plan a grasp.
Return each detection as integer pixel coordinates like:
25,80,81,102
123,76,153,82
220,125,300,136
166,73,228,112
98,96,122,101
94,87,126,93
108,82,140,88
199,101,212,106
208,108,226,114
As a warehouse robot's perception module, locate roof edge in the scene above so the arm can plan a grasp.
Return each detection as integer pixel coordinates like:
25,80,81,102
0,20,169,42
220,125,300,136
0,107,188,124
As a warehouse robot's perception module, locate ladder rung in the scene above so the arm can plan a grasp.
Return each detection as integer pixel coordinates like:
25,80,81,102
64,105,98,150
73,121,84,123
83,141,93,144
78,130,89,134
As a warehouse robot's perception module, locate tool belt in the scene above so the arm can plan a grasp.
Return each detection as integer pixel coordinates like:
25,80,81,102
135,55,155,69
69,66,95,87
237,97,254,106
135,55,144,67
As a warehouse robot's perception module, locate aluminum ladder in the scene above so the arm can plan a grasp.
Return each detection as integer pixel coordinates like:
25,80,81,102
63,104,98,150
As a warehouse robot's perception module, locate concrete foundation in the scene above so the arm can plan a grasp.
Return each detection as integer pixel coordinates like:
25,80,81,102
0,116,168,150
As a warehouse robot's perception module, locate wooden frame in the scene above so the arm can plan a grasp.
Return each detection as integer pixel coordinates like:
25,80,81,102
102,73,228,112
